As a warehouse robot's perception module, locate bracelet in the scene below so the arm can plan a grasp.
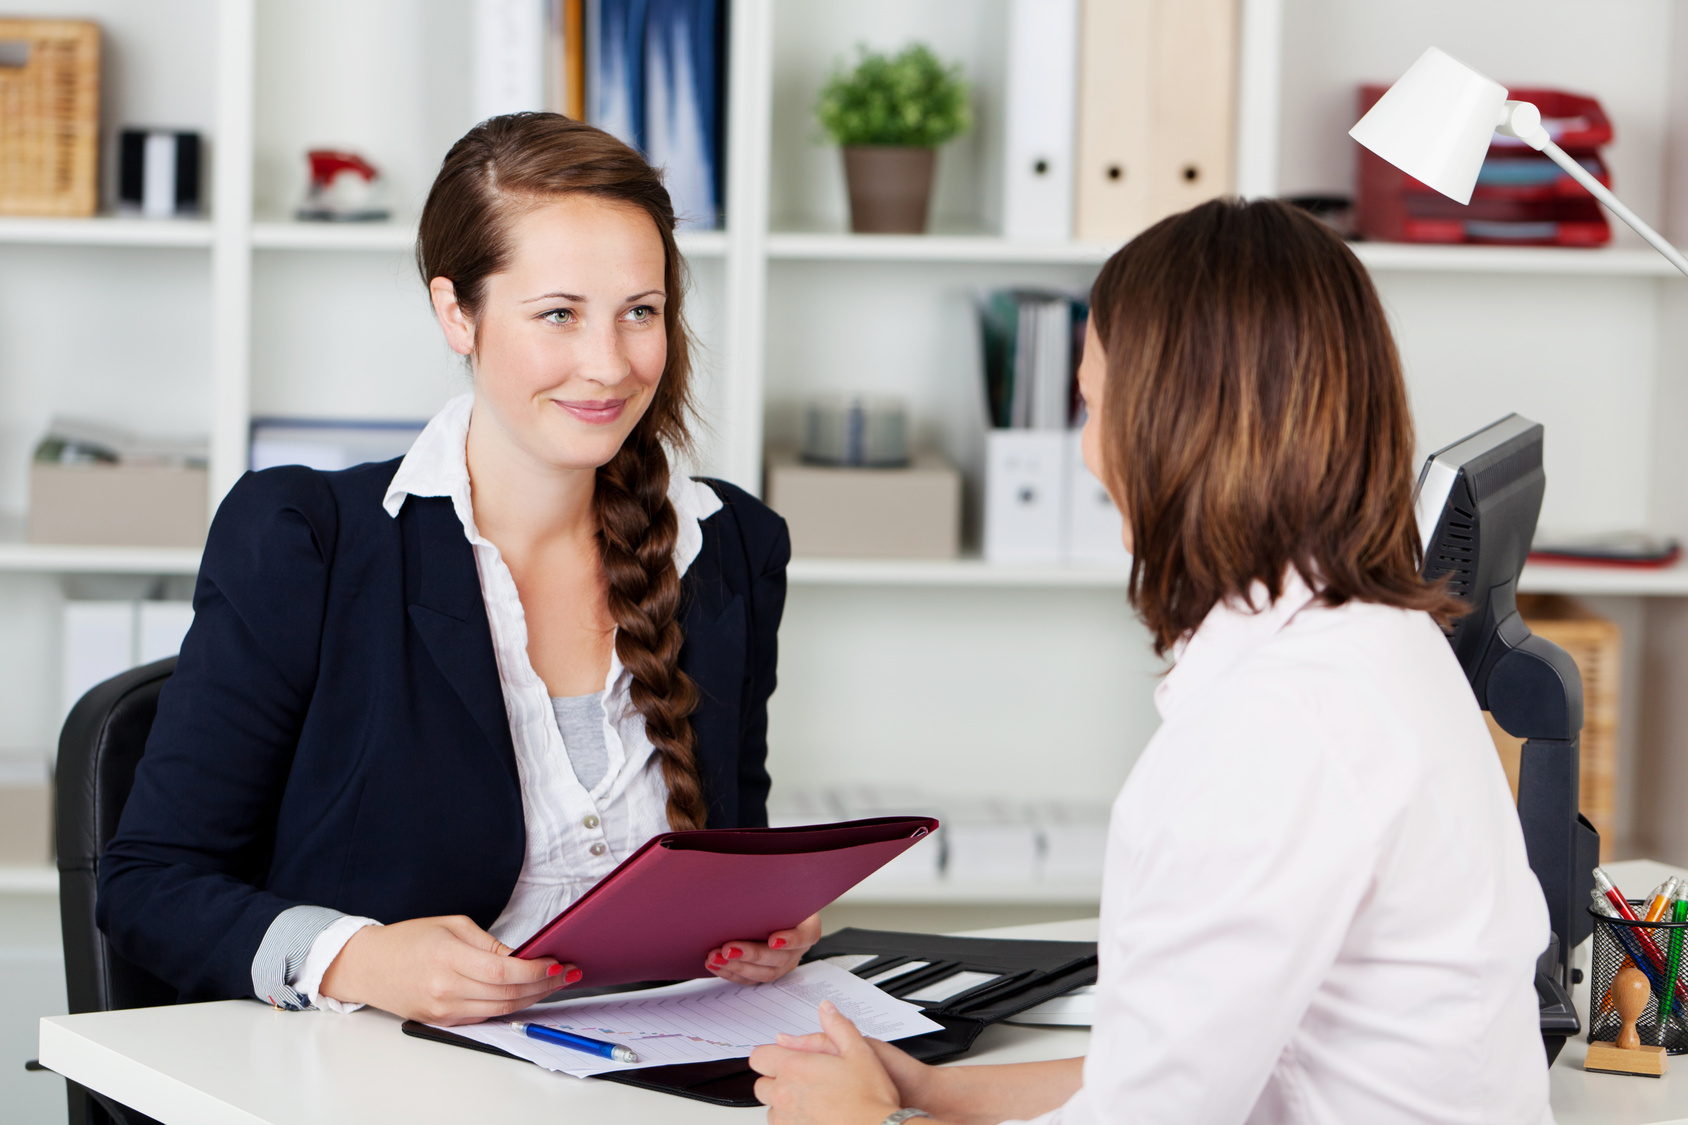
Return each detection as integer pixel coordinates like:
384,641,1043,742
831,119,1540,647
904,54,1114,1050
880,1111,932,1125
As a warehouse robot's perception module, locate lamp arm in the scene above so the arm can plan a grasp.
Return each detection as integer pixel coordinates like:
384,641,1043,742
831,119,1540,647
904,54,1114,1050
1538,140,1688,277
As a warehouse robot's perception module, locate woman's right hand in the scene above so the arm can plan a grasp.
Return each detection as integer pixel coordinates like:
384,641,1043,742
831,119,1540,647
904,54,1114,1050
318,915,579,1026
772,1025,942,1110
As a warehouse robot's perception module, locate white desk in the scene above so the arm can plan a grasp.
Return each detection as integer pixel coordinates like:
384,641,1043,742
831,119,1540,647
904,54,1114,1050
38,920,1093,1125
42,872,1688,1125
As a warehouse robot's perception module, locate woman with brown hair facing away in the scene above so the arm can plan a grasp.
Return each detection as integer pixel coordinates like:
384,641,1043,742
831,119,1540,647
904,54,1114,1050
97,114,816,1024
750,199,1552,1125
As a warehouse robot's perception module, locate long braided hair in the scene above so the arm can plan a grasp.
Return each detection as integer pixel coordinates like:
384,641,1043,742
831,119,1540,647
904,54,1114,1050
416,113,707,830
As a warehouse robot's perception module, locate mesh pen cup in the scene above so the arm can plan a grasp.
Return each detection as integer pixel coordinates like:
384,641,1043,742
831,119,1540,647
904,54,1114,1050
1587,903,1688,1053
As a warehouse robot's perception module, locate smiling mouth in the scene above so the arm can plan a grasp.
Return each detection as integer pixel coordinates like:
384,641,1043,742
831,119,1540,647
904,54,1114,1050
554,397,629,425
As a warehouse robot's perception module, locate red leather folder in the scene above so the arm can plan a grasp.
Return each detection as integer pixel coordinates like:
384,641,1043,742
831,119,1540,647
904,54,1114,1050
512,817,939,987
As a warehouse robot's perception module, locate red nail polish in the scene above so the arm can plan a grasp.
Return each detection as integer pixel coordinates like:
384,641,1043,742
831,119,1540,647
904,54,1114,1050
564,967,583,984
709,956,725,967
546,963,563,977
770,937,787,949
726,946,743,960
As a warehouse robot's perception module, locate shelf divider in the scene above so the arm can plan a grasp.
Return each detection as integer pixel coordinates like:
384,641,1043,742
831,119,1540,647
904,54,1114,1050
0,216,214,248
719,0,774,494
210,0,257,508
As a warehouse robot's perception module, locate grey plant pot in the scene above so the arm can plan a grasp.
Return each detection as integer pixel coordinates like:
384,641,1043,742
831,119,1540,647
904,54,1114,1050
842,146,937,234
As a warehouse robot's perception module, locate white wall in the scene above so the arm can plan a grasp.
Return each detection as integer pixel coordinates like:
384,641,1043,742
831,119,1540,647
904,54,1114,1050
249,250,466,421
768,586,1164,802
1378,271,1660,537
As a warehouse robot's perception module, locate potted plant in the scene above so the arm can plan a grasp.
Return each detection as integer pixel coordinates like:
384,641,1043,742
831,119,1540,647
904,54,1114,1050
816,44,972,234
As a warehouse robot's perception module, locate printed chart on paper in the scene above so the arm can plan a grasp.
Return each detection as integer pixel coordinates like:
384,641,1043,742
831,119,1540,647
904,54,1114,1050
435,961,943,1077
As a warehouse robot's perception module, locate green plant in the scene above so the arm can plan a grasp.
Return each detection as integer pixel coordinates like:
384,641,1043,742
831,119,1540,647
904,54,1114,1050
816,44,972,148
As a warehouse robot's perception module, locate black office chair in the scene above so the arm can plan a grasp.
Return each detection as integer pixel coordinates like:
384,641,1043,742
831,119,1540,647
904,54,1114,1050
53,657,178,1125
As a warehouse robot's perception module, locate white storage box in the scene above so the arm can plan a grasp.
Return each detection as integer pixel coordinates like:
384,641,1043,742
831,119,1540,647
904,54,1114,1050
943,799,1041,882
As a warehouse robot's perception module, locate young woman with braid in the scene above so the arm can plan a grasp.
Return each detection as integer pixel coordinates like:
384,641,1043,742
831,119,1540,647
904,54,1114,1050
97,114,813,1025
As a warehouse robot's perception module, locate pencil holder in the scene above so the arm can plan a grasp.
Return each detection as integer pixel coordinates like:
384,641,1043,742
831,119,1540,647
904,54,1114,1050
1587,902,1688,1053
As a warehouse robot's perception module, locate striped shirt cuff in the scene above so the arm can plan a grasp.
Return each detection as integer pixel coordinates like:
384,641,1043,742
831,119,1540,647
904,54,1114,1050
297,914,380,1013
251,905,359,1011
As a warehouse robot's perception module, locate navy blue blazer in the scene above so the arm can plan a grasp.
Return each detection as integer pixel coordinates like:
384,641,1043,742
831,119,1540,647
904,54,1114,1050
96,460,789,1003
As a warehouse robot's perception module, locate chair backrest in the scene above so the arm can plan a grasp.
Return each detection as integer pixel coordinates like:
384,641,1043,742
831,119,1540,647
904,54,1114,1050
55,658,179,1015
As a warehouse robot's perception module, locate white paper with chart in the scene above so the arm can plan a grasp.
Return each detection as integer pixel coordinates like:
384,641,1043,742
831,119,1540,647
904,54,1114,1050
431,961,944,1077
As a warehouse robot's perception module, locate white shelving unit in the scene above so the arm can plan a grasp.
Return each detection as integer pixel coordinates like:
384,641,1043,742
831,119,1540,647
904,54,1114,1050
0,866,58,896
0,216,214,248
839,876,1102,906
3,0,1688,899
9,539,1681,599
0,543,202,576
245,221,731,256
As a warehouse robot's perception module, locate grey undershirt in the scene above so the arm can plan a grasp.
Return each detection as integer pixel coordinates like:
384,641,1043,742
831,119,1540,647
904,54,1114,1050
551,692,610,791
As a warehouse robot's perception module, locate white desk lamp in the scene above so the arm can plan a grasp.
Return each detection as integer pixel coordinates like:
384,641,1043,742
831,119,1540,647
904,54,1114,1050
1349,46,1688,277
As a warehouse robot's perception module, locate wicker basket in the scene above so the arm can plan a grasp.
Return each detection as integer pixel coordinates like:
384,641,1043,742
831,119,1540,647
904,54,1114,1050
0,19,101,217
1486,594,1621,860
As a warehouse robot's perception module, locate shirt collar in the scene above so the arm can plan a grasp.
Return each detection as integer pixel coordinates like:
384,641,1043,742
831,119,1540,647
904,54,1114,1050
383,392,723,579
1154,569,1321,720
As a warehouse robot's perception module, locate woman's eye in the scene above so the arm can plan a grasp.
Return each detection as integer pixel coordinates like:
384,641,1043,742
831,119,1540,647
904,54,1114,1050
624,305,657,323
541,308,574,325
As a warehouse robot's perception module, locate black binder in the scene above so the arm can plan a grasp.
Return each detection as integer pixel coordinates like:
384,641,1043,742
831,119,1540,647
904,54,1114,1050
401,927,1096,1108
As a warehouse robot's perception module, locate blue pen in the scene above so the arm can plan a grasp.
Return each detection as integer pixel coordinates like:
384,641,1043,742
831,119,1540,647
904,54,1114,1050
509,1020,640,1064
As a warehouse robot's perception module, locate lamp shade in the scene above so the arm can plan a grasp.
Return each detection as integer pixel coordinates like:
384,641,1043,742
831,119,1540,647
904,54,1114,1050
1349,47,1507,205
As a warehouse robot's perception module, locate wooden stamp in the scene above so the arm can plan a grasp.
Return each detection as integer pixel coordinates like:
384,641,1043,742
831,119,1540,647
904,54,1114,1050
1585,966,1670,1077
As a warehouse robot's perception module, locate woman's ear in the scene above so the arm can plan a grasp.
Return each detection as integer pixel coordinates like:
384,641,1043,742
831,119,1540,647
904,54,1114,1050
429,277,476,357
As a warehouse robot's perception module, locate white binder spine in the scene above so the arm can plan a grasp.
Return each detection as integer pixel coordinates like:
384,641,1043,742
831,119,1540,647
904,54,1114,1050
1063,428,1128,563
471,0,548,122
1002,0,1079,241
985,429,1067,563
138,602,196,665
62,602,135,723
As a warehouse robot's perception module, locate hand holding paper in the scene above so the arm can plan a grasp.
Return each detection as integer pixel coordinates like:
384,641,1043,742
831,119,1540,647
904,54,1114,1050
749,1001,905,1125
436,961,942,1078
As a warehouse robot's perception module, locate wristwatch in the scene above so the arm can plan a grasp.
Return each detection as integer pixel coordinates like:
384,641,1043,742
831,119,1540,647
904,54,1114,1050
880,1111,932,1125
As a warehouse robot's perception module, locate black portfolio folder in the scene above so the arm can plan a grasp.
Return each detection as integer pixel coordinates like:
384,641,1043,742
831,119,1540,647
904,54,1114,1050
401,927,1097,1107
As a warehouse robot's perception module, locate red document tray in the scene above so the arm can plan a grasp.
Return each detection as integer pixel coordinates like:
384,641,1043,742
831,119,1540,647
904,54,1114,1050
511,817,938,987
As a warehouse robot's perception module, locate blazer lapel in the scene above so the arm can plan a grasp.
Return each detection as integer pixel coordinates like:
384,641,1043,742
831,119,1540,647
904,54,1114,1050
681,581,746,827
401,496,519,785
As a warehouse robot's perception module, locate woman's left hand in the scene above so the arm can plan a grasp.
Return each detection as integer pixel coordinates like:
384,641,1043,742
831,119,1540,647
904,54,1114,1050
750,1000,904,1125
704,913,823,984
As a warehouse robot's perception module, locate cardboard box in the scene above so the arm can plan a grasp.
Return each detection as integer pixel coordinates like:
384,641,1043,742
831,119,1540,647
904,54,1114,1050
0,756,52,865
28,462,208,548
1486,594,1620,861
765,445,960,559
